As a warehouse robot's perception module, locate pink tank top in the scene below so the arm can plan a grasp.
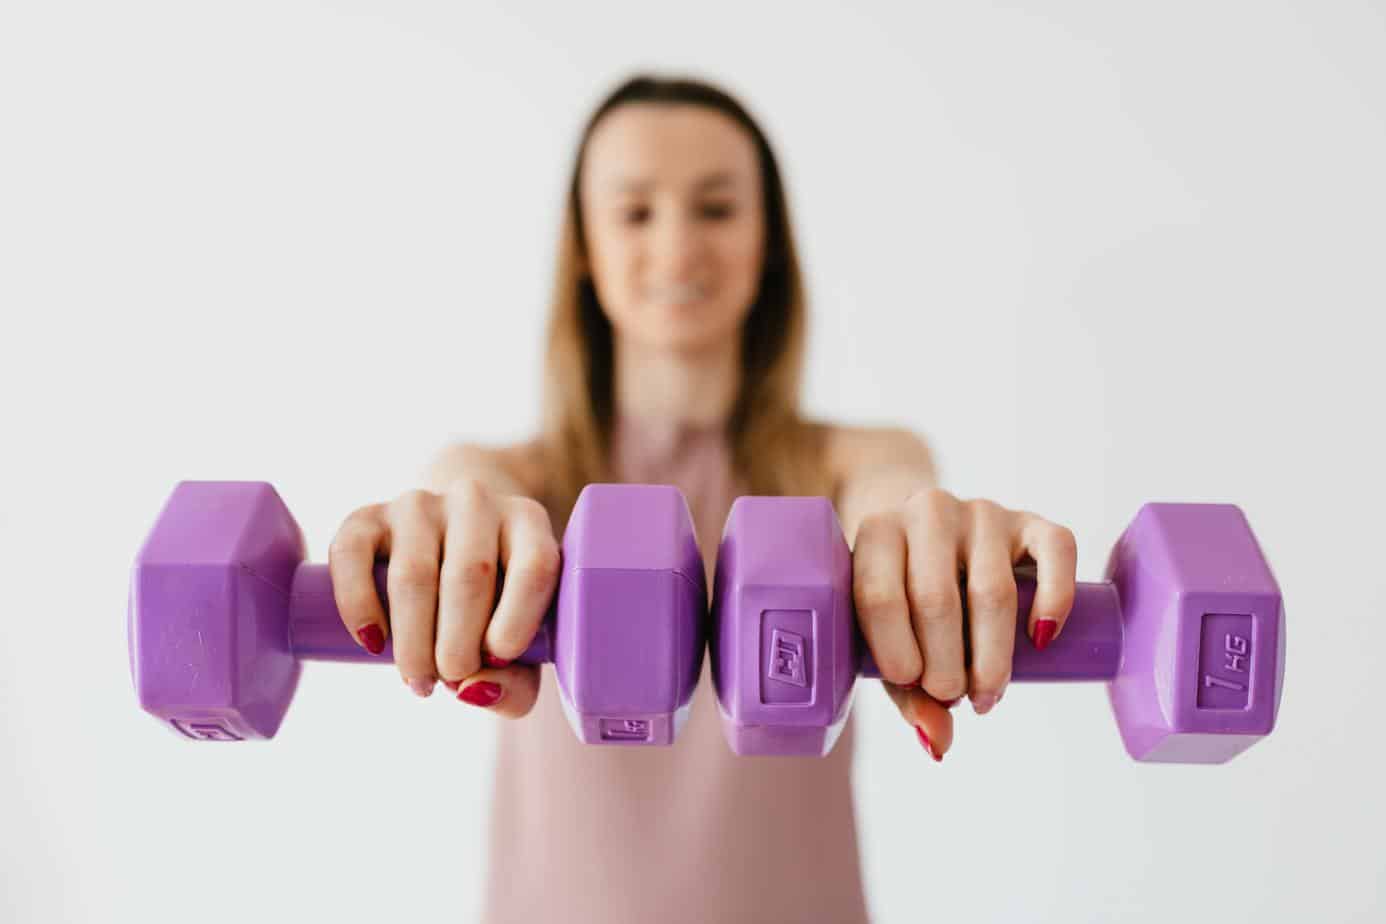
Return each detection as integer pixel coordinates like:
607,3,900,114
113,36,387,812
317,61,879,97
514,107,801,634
479,413,870,923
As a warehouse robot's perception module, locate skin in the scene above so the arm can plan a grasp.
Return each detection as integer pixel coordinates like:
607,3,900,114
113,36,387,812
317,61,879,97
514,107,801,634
328,102,1079,761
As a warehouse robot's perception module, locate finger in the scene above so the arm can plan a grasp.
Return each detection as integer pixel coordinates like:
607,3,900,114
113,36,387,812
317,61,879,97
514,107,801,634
447,663,542,719
961,501,1018,716
385,490,445,697
328,504,390,655
1017,515,1079,651
434,484,502,684
851,514,921,685
902,492,967,704
485,497,562,662
882,680,954,763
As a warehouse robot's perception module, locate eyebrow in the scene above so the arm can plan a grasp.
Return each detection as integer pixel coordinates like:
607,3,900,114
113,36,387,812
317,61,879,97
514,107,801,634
609,171,740,194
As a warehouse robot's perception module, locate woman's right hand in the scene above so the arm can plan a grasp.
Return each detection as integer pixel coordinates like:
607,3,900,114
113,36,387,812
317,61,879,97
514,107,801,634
327,479,561,717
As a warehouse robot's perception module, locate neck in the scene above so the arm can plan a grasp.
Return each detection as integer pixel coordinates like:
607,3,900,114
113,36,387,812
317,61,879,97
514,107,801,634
612,335,742,430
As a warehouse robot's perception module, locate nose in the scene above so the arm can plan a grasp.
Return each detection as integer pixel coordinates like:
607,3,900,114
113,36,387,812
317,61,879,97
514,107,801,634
650,209,705,282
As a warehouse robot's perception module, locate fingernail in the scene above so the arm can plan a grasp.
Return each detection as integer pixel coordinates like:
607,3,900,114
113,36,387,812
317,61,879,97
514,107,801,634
458,681,504,708
971,693,998,715
915,726,942,762
442,679,460,692
407,677,435,698
483,652,512,669
356,624,385,655
1032,619,1058,651
941,696,962,710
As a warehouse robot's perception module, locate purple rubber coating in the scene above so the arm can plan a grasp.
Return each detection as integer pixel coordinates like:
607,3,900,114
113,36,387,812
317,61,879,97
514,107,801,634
128,481,706,744
711,496,1285,763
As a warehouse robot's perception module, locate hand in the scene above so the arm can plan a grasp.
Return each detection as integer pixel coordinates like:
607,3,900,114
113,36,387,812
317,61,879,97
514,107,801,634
852,488,1078,761
327,480,561,717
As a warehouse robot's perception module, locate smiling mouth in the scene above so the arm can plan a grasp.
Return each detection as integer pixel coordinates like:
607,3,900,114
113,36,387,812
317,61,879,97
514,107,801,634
648,283,710,305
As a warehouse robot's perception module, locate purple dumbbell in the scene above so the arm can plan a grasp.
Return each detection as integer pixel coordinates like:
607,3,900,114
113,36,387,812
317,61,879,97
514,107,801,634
128,481,707,745
711,497,1285,763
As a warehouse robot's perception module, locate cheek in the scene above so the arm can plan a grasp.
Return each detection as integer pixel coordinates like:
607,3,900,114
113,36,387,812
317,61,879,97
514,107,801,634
717,220,766,295
589,233,641,309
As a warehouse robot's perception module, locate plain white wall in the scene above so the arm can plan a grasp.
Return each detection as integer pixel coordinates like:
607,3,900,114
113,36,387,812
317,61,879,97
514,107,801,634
2,1,1383,921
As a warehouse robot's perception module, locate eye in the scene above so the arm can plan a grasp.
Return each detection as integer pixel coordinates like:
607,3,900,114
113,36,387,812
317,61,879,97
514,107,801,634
700,202,735,220
623,206,651,225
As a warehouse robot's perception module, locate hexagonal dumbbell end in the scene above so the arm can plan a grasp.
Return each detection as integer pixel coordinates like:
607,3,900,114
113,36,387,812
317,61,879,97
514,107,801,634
551,483,708,746
1098,503,1285,763
128,482,311,741
712,497,1285,764
710,496,857,757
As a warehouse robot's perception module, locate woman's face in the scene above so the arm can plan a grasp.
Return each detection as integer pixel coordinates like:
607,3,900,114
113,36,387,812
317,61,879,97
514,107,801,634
578,102,767,355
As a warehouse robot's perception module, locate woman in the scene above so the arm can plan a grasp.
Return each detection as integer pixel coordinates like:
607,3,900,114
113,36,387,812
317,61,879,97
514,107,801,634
328,74,1078,923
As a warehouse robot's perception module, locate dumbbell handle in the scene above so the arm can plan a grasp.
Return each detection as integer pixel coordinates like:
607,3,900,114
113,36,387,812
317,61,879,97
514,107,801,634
286,563,554,664
856,575,1122,681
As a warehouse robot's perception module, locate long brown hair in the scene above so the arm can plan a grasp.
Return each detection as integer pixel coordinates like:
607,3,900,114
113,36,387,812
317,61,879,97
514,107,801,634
540,74,831,527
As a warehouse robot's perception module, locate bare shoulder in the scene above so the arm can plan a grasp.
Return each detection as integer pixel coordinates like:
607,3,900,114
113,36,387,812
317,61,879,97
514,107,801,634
822,422,938,487
424,436,548,499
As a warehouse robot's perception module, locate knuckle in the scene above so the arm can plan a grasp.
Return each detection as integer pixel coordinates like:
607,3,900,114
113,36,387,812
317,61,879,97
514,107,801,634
536,537,562,573
855,579,906,621
856,510,897,538
326,534,349,561
1051,523,1078,555
967,576,1016,612
513,547,560,597
965,497,1005,519
327,532,360,563
391,558,440,594
393,488,438,519
329,517,378,559
510,495,552,526
909,584,959,623
449,557,497,595
342,502,383,531
904,487,946,515
445,476,493,511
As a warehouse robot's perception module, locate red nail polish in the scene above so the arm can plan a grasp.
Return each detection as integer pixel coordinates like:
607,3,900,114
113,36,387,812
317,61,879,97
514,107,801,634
356,624,385,655
941,697,962,709
483,652,512,669
458,681,504,708
1033,619,1058,651
442,679,460,692
915,726,943,763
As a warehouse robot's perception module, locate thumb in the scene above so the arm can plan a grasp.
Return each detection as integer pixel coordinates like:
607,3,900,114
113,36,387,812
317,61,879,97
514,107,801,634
447,663,541,719
881,680,955,763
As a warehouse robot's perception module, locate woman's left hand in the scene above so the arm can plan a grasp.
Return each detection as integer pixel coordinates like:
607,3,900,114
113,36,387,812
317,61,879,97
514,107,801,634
851,488,1078,762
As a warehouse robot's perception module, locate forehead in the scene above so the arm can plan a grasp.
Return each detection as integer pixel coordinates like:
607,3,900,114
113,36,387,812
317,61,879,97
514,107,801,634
581,103,760,197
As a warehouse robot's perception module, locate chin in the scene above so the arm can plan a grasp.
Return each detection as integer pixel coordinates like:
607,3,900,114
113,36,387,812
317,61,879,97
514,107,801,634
647,317,744,355
613,305,747,355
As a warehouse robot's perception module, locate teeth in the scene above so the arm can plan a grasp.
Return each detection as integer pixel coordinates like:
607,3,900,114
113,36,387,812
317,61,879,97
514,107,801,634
650,284,708,303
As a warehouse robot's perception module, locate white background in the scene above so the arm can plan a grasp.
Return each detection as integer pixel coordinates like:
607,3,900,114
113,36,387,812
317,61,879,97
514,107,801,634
2,1,1384,921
